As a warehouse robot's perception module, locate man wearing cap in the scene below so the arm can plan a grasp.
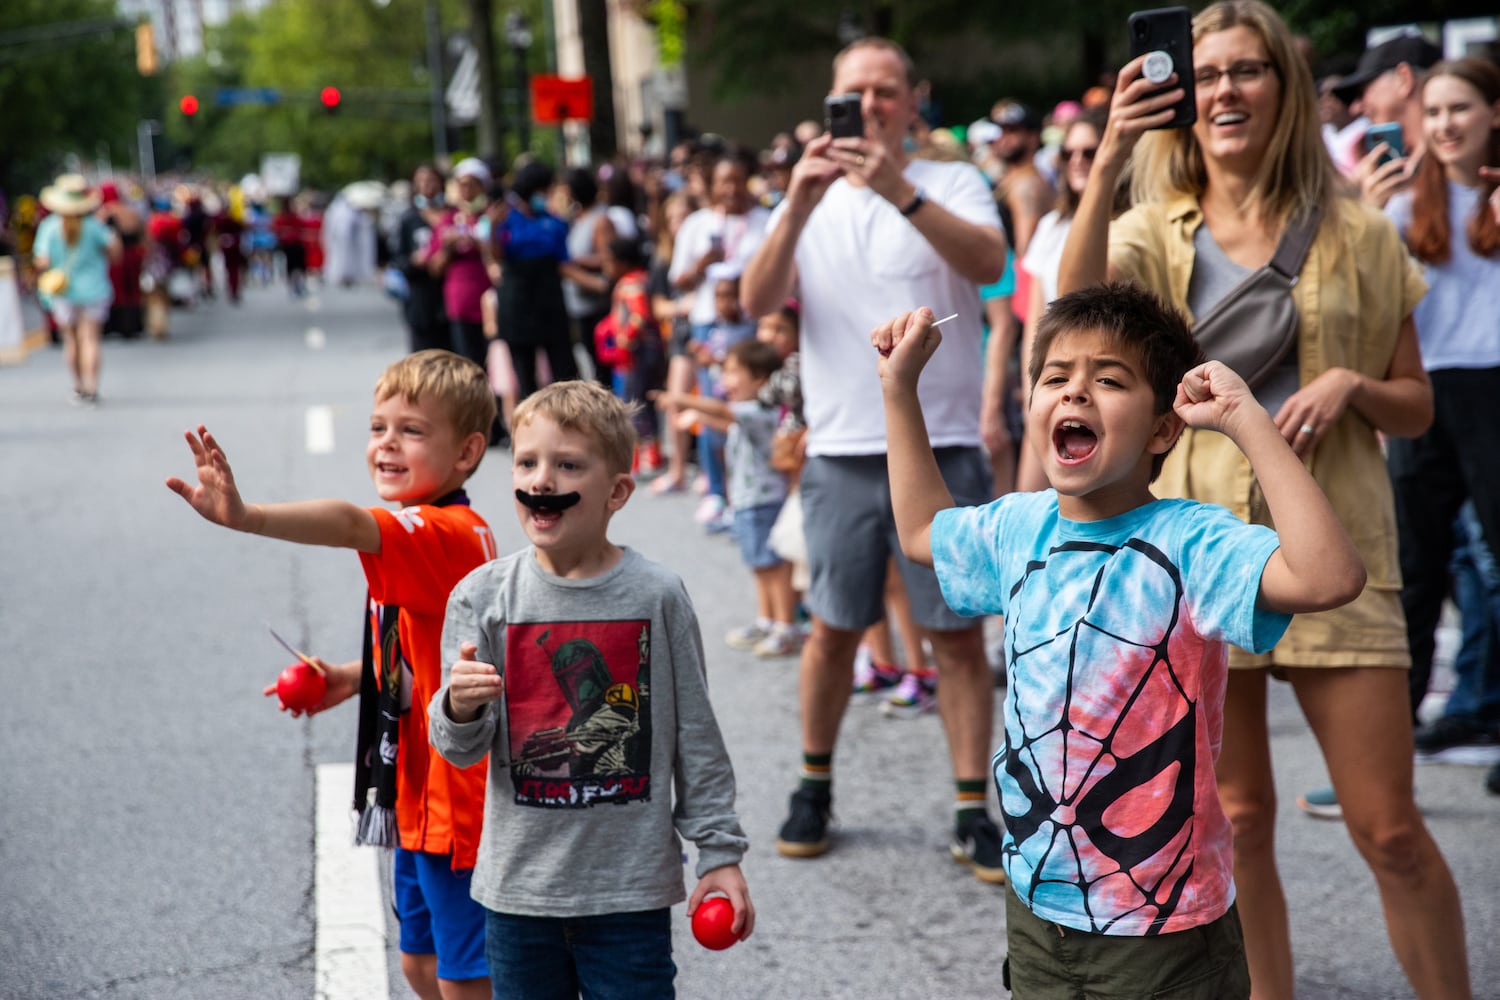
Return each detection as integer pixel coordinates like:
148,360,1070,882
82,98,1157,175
33,174,121,405
1334,33,1442,188
743,35,1010,882
991,101,1053,258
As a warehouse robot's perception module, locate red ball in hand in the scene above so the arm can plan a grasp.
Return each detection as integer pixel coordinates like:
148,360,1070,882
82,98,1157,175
691,896,738,951
276,661,326,712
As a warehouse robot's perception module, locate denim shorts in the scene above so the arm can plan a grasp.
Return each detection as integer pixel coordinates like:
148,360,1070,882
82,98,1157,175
800,447,992,631
1004,889,1250,1000
391,848,488,981
484,907,675,1000
732,501,785,570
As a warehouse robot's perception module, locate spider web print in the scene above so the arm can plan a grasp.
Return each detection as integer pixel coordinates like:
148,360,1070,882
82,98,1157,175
1000,537,1198,936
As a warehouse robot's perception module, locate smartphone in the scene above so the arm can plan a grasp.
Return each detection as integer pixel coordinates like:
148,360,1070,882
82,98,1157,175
1128,6,1196,129
1364,122,1405,166
824,93,864,139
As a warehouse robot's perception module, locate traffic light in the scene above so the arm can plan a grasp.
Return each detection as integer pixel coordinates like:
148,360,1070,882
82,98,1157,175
179,94,199,117
320,86,341,114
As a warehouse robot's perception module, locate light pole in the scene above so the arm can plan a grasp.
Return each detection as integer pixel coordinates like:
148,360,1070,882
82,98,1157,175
504,10,533,154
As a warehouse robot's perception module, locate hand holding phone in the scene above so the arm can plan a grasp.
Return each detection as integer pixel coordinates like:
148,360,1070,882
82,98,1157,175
1128,6,1196,130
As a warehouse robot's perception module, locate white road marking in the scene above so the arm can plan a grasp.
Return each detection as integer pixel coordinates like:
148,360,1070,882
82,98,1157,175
306,296,323,313
315,762,390,1000
305,327,327,350
306,406,336,455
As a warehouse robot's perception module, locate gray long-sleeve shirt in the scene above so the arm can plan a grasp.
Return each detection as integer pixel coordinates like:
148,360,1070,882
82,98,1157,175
430,546,747,918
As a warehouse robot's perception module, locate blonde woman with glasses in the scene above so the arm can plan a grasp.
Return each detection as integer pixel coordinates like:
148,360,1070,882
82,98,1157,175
1058,2,1471,997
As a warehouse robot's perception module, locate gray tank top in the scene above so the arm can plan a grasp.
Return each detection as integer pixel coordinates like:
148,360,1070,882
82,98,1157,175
1187,224,1300,415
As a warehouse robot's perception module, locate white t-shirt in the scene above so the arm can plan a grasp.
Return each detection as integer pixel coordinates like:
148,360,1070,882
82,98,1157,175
1386,182,1500,370
1020,210,1072,306
765,158,1001,456
670,205,771,326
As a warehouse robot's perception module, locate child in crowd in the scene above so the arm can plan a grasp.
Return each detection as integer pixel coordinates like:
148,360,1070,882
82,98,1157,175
429,381,754,997
875,284,1365,998
658,339,800,658
165,349,498,1000
594,236,666,474
689,261,756,532
757,299,811,610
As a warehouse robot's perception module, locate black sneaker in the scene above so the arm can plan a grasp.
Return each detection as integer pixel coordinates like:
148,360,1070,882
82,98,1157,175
951,813,1007,885
1413,716,1496,757
775,786,832,858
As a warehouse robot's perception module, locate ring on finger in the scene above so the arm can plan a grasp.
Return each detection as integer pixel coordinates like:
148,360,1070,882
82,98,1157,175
856,154,866,166
1298,423,1316,435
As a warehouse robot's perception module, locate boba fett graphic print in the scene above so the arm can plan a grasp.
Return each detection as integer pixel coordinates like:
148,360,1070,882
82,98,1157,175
504,619,653,808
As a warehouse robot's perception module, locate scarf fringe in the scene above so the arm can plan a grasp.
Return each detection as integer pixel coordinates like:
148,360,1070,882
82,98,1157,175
354,799,398,848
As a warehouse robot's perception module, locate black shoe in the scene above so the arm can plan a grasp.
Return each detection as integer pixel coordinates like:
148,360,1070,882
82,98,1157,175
951,813,1007,885
1487,761,1500,797
775,786,832,858
1413,716,1495,755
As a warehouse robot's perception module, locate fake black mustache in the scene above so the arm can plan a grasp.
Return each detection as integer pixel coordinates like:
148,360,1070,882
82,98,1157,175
515,489,581,512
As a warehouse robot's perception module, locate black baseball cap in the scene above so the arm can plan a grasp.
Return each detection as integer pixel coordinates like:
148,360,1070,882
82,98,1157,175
994,102,1043,133
1333,33,1442,102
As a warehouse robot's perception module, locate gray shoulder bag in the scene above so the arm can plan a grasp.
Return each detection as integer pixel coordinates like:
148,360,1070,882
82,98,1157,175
1191,206,1321,389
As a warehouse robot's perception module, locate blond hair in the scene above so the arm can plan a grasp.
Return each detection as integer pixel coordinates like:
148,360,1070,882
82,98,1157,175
511,381,638,475
374,349,496,465
1131,0,1333,223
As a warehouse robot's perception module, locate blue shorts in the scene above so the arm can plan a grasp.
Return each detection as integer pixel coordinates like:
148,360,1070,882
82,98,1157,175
392,848,489,982
731,501,785,570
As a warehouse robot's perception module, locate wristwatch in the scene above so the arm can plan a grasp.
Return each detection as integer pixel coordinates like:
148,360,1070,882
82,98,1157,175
899,188,927,218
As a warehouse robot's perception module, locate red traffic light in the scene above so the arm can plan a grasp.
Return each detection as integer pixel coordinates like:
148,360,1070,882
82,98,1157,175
320,86,341,110
179,94,199,116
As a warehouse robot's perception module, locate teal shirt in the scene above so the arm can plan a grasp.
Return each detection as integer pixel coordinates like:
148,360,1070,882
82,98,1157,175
34,214,115,305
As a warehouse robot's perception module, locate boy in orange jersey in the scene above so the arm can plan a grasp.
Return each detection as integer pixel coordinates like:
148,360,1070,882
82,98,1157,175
167,349,498,1000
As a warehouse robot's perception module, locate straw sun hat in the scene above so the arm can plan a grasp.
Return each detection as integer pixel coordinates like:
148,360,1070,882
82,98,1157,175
39,174,102,216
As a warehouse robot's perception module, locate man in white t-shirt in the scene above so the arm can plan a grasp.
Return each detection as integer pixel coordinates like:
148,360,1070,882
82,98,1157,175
742,35,1010,881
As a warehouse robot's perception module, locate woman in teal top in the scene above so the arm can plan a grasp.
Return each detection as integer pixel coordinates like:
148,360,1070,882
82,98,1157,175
34,174,121,405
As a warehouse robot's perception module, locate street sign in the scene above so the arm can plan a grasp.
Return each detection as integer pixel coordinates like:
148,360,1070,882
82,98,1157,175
530,75,593,124
215,87,282,106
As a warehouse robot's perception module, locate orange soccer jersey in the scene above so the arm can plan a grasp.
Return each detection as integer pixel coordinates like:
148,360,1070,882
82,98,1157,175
360,502,498,870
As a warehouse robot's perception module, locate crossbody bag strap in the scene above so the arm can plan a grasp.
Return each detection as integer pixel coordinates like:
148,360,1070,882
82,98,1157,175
1267,204,1322,281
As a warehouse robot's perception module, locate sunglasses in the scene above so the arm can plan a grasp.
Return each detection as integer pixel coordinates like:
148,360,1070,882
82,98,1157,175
1063,146,1098,160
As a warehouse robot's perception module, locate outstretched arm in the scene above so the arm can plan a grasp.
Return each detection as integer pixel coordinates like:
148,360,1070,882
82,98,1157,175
1174,363,1365,613
872,308,955,568
165,424,381,553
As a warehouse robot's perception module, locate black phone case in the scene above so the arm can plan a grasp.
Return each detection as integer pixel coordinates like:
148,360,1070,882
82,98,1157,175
824,96,864,139
1128,6,1196,129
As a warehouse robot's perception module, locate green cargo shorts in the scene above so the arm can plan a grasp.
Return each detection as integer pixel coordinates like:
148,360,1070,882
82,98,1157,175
1004,889,1250,999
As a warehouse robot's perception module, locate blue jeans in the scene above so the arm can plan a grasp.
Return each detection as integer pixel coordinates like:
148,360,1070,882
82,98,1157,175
1444,501,1500,725
484,907,675,1000
693,359,726,501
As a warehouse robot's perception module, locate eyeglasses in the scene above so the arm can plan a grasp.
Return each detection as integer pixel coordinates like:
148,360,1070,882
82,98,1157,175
1193,60,1276,90
1063,146,1098,161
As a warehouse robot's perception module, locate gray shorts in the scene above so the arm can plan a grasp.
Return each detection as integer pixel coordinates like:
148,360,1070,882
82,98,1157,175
800,447,991,632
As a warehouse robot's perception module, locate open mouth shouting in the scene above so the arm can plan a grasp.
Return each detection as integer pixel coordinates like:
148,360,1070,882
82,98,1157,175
1053,419,1099,464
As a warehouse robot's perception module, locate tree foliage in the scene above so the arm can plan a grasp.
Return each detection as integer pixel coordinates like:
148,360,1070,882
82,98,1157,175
0,0,153,196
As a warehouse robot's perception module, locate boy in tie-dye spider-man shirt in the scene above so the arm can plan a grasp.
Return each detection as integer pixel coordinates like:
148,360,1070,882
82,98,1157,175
873,283,1366,999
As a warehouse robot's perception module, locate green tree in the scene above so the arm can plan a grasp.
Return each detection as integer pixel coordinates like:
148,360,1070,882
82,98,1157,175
0,0,152,196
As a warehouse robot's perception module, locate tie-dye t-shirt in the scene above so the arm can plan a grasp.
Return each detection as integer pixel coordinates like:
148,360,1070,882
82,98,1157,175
931,491,1289,936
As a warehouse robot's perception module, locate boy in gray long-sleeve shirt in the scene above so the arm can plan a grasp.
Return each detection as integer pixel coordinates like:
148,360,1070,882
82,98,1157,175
430,381,752,998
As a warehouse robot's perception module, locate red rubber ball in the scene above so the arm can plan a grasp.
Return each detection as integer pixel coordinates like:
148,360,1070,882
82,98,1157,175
691,896,738,950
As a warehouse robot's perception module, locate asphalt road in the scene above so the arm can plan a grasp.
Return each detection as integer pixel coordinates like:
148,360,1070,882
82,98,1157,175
1,280,1495,999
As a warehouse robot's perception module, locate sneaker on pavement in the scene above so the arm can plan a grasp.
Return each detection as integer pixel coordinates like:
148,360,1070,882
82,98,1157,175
951,813,1007,884
775,787,832,858
754,629,802,659
851,648,903,704
1296,785,1342,820
881,671,937,718
705,506,735,535
694,494,726,526
1414,715,1497,757
725,623,770,651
